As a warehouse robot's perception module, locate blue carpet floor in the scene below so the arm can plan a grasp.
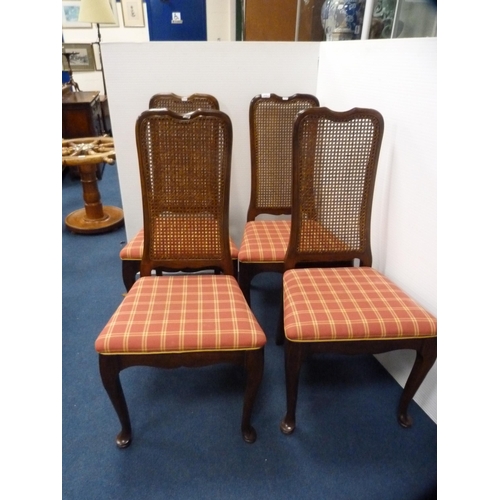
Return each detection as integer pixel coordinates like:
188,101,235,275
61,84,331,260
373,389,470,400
62,165,437,500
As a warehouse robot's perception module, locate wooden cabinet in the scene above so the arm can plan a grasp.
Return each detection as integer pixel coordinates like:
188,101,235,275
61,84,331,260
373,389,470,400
243,0,325,41
244,0,297,40
62,90,105,179
62,90,104,138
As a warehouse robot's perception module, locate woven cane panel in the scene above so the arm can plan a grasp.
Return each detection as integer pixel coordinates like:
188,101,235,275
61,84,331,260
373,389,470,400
296,111,383,254
119,228,240,260
149,93,219,113
136,112,230,262
252,96,318,209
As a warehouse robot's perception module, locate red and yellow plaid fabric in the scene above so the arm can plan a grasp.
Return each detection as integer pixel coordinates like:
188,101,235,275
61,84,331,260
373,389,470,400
238,220,291,262
283,267,437,342
119,229,145,260
119,229,239,260
95,275,266,354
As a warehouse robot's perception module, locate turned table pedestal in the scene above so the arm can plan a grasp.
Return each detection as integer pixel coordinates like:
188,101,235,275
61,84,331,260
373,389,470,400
62,137,124,234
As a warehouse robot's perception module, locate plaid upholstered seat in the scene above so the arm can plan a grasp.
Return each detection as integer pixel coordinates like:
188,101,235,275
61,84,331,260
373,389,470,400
238,220,291,262
98,109,266,448
238,93,319,304
96,275,266,354
279,107,437,435
119,230,144,260
283,268,436,342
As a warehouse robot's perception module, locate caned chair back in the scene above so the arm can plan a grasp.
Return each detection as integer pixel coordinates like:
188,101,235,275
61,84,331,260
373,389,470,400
135,108,233,276
285,107,384,270
247,93,319,221
149,93,220,112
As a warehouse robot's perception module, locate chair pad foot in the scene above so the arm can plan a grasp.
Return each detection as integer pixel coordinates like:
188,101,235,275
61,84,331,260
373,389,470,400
242,426,257,444
398,412,413,429
116,430,132,449
280,419,295,435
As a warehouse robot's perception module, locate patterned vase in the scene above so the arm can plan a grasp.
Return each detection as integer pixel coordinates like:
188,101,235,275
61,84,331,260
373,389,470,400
321,0,366,41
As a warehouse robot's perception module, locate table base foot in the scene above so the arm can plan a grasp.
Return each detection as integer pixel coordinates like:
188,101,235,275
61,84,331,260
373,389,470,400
65,206,124,235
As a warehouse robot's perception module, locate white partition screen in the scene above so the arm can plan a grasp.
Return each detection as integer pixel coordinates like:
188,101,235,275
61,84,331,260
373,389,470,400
102,41,320,245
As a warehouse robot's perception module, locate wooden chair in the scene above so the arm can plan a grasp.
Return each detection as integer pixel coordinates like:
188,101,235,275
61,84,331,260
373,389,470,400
96,109,266,447
279,107,437,435
119,93,239,291
148,92,220,111
238,93,320,305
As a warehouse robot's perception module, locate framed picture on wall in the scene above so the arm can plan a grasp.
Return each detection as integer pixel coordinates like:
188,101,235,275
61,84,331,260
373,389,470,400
101,0,120,28
62,1,91,28
92,43,102,71
62,43,96,72
122,0,145,27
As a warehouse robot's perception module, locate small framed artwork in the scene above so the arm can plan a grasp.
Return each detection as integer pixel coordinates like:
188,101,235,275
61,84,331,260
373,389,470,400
122,0,145,27
101,0,120,28
62,44,96,72
92,44,102,71
62,1,91,29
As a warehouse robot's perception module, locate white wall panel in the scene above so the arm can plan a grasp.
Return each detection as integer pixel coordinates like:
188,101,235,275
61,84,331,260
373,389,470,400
316,38,437,422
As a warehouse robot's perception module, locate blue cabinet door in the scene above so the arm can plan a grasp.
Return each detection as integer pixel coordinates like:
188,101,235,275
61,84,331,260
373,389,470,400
145,0,207,41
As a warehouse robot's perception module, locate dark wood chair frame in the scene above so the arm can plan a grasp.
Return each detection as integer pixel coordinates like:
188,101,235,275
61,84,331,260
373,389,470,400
149,92,220,111
122,257,239,292
121,93,231,292
101,109,265,447
278,107,437,434
100,349,265,447
238,93,320,304
122,248,238,292
121,257,140,293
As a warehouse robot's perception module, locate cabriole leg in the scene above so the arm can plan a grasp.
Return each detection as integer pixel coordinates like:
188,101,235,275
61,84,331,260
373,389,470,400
238,264,253,306
280,341,304,435
241,349,265,443
398,338,437,428
121,260,139,292
99,354,132,448
276,296,285,346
